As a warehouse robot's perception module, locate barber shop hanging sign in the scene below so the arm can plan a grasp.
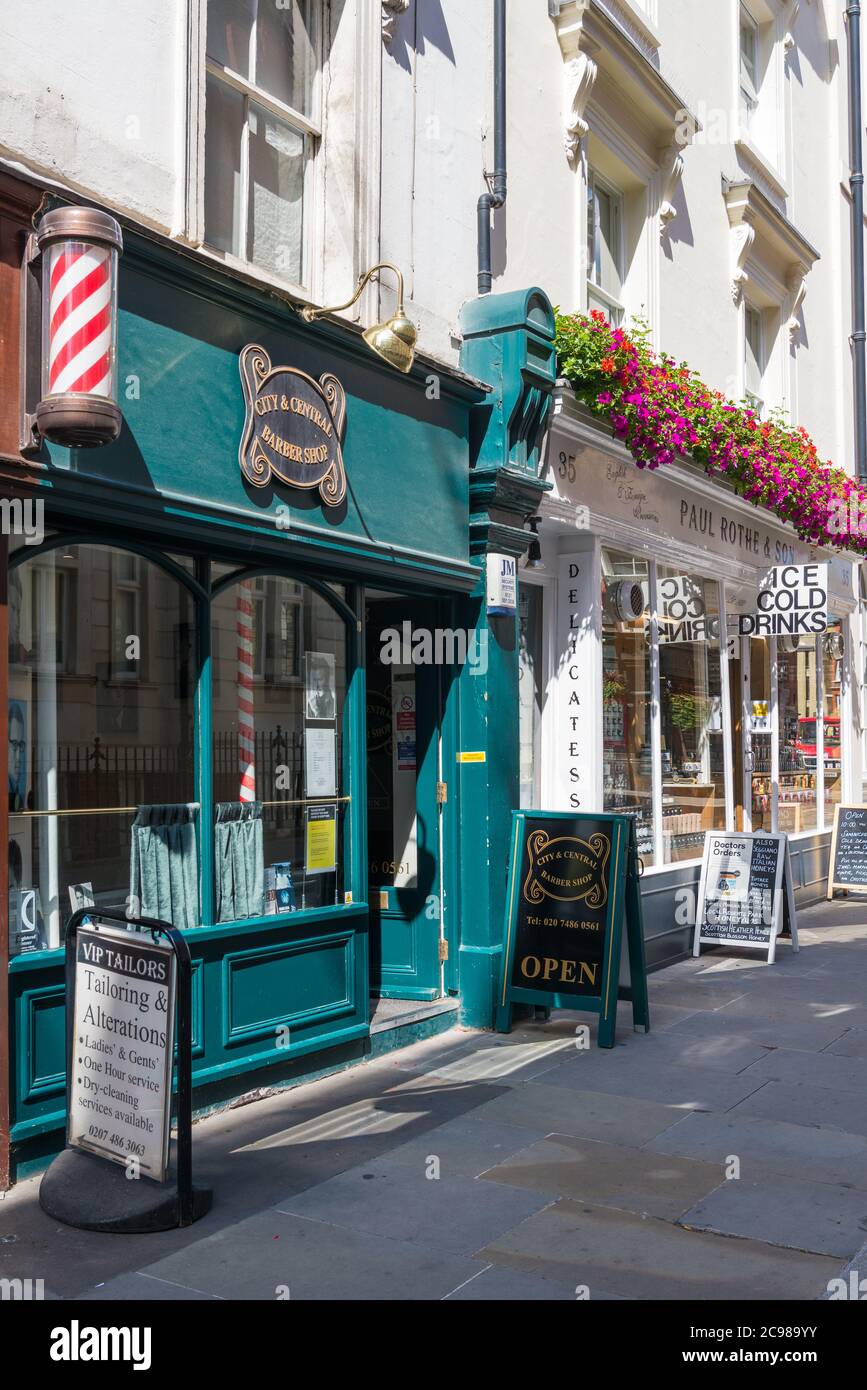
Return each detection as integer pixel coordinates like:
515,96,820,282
238,344,347,506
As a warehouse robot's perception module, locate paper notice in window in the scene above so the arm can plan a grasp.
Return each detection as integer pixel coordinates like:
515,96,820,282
305,803,337,875
305,727,337,798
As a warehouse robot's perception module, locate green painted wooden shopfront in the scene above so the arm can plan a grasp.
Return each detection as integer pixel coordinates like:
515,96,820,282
5,216,555,1179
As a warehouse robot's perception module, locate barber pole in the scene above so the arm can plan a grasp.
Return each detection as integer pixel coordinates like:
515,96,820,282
34,207,123,447
237,582,256,801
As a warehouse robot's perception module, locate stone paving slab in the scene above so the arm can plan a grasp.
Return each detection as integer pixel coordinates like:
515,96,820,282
275,1157,551,1256
124,1207,486,1301
479,1133,724,1221
384,1114,547,1178
739,1045,867,1094
648,1110,867,1187
731,1078,867,1137
535,1054,769,1111
473,1081,686,1147
825,1028,867,1058
600,1027,773,1074
678,1176,867,1259
479,1199,841,1300
664,1007,852,1053
442,1262,584,1300
79,1272,223,1301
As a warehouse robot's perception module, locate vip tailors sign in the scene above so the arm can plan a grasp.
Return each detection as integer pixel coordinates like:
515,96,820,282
739,564,828,638
496,810,649,1048
67,924,176,1181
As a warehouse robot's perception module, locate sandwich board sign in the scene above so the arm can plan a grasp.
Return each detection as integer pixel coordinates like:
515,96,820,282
495,810,649,1048
693,831,798,964
67,922,176,1181
827,805,867,897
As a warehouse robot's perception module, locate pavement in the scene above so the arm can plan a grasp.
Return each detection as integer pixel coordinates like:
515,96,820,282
3,897,867,1301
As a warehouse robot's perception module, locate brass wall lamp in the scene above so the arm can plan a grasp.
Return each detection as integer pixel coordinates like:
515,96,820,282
299,262,417,374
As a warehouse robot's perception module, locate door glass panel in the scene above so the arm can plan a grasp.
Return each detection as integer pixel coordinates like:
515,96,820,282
749,636,772,831
601,549,653,866
778,636,818,833
519,583,543,809
657,568,726,863
824,620,844,819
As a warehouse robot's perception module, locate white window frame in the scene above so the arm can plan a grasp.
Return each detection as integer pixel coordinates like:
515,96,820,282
586,168,625,325
739,3,760,124
744,301,765,415
112,553,144,683
203,0,323,291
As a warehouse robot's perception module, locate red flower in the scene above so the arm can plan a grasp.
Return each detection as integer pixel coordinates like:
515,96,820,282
590,309,607,323
600,357,616,373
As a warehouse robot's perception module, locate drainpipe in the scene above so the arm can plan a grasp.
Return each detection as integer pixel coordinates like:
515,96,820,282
477,0,507,294
847,1,867,479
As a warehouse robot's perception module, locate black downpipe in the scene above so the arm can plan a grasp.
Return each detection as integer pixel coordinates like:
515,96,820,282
477,0,507,294
847,2,867,479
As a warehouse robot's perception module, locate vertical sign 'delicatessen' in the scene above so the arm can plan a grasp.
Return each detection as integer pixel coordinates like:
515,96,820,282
67,924,176,1182
238,344,347,506
496,810,649,1048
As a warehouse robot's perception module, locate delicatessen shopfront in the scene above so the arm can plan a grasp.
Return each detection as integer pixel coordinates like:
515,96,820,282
518,388,861,969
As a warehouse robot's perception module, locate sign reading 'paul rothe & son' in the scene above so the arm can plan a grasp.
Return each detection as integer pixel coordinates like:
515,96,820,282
238,343,347,506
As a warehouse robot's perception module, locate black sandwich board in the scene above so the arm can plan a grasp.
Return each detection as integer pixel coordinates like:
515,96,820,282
693,831,798,964
827,805,867,898
495,810,649,1048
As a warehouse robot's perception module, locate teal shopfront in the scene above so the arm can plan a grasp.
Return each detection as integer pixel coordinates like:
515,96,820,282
1,192,556,1181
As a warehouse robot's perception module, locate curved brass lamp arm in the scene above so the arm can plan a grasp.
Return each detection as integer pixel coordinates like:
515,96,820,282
300,262,406,322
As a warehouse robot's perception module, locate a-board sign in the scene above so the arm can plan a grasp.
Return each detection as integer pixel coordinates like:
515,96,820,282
495,810,649,1048
694,831,798,963
67,922,177,1182
827,805,867,897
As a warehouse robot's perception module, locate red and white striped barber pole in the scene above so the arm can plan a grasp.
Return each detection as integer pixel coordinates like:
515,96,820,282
237,582,257,802
35,207,123,447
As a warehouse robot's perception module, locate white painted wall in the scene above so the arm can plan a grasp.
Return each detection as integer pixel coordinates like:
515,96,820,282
0,0,858,467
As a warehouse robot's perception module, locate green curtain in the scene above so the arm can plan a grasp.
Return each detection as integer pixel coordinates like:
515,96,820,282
129,804,199,931
215,801,265,923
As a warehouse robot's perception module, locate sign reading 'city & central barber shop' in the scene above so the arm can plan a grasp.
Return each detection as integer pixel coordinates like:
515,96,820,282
238,343,347,506
496,810,649,1048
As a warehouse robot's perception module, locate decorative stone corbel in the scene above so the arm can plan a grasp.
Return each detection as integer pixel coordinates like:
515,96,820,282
658,142,685,239
731,222,756,305
787,265,808,342
382,0,410,47
564,50,599,166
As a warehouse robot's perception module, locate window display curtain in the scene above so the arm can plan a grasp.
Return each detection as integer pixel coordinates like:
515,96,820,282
215,801,265,923
129,804,199,931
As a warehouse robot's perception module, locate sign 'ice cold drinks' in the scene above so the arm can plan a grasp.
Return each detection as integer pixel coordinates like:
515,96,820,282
68,924,176,1182
739,564,828,638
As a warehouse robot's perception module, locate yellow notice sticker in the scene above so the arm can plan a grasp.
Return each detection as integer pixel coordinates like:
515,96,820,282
457,751,486,764
306,804,337,873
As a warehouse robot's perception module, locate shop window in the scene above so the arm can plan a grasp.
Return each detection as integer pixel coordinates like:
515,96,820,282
657,569,726,863
8,545,197,957
587,170,624,326
744,303,765,414
519,583,544,808
210,572,348,921
823,620,845,820
777,635,819,834
204,0,320,287
601,549,654,865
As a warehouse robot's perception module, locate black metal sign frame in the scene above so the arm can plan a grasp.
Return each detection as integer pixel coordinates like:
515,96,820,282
63,908,198,1226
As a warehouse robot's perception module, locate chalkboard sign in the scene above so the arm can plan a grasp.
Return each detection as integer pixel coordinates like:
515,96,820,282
694,831,798,963
828,805,867,897
495,811,649,1049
